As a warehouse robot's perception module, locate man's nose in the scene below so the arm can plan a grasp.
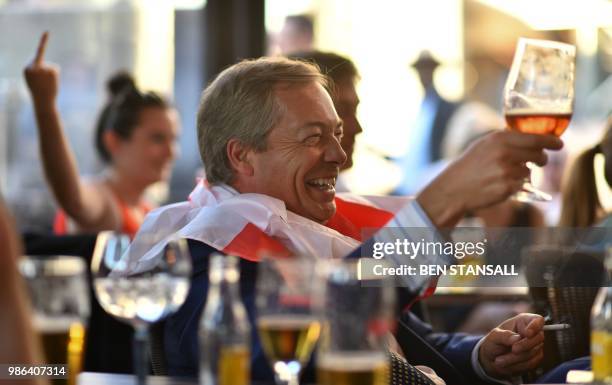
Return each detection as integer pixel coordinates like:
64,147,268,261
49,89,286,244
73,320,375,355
325,137,347,166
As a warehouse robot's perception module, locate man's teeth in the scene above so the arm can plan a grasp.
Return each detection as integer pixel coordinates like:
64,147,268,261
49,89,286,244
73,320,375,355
310,178,336,189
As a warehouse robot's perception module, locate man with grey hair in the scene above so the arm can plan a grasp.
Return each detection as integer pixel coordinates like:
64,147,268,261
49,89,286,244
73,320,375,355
135,56,562,384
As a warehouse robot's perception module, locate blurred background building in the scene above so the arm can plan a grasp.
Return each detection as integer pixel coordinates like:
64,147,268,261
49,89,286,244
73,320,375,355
1,0,611,230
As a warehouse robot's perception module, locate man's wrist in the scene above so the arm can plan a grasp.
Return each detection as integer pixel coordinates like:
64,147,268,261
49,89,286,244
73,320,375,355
416,178,466,229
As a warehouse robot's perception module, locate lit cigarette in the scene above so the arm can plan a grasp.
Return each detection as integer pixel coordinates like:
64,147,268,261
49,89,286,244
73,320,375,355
543,323,571,331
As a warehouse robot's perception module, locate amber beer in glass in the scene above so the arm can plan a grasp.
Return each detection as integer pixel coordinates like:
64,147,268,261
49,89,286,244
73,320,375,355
503,38,575,201
257,315,321,365
317,260,394,385
256,256,324,385
35,318,86,385
20,256,90,385
505,111,572,137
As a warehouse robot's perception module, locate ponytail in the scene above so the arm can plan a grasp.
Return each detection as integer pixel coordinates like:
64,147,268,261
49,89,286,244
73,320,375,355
95,72,137,163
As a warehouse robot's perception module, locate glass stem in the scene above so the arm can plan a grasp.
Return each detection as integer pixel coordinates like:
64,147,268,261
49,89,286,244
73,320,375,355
133,323,149,385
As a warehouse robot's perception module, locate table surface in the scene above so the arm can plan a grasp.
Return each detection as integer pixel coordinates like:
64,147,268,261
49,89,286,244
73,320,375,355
77,372,574,385
78,372,197,385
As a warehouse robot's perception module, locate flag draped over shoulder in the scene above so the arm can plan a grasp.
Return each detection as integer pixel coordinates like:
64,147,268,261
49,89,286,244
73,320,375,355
126,181,413,273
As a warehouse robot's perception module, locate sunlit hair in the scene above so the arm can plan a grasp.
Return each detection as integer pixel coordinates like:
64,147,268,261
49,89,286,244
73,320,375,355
559,118,612,227
197,57,328,185
288,50,359,88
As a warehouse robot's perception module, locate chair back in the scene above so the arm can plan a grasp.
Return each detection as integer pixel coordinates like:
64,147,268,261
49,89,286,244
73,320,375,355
523,245,605,372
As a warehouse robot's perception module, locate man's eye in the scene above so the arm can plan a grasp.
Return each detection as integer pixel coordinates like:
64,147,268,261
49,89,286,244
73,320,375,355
334,131,344,140
304,135,321,145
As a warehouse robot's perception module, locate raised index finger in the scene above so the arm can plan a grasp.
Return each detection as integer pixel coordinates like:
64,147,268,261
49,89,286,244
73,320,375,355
33,31,49,66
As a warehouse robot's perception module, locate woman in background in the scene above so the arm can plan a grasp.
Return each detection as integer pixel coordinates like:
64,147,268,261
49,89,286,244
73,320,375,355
559,117,611,227
24,32,179,237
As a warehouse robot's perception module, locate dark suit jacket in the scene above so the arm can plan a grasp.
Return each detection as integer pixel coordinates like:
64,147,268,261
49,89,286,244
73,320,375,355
427,89,460,162
164,239,489,385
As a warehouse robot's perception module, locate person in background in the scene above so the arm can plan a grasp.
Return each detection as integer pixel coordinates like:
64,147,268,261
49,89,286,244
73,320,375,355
0,194,47,385
394,50,462,195
535,149,567,225
275,14,315,55
23,32,179,237
559,117,612,227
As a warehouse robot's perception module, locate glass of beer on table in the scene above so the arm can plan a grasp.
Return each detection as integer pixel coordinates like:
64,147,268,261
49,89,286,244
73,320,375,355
503,38,576,202
256,256,324,385
19,255,90,385
317,260,395,385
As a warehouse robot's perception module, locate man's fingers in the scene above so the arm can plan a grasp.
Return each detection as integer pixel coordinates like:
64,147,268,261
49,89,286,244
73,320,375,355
503,148,548,166
495,342,544,368
33,31,49,66
488,328,522,347
496,347,544,374
502,131,563,150
521,316,545,338
512,332,544,353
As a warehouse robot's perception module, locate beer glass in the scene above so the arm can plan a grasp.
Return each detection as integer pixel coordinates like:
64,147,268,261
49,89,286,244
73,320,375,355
503,38,575,201
19,255,90,385
256,256,324,385
91,232,192,385
317,259,395,385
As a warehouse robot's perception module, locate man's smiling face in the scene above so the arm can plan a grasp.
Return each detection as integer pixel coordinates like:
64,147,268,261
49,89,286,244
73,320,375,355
248,81,347,223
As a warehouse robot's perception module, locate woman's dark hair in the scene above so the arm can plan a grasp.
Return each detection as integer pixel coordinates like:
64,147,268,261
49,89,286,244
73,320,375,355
94,71,169,163
559,119,612,227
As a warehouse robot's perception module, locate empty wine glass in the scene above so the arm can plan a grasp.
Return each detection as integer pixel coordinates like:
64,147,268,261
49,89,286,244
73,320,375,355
91,231,192,385
503,37,576,202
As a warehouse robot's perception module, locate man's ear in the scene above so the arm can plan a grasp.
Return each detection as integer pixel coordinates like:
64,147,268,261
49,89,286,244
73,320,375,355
226,138,254,177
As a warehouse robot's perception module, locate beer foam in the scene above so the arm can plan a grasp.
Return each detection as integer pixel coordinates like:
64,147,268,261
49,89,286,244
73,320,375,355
258,314,320,327
318,352,387,370
505,108,572,116
33,314,82,333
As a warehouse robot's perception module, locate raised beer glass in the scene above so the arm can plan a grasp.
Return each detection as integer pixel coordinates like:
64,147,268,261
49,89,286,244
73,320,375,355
317,260,395,385
91,232,192,385
504,37,575,201
256,256,324,385
19,256,90,385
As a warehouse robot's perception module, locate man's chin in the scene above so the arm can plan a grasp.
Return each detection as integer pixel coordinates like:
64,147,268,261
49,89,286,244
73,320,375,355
313,202,337,224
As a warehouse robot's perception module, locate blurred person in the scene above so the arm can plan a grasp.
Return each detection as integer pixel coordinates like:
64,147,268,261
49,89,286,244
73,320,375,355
0,194,47,385
23,32,179,237
535,150,567,225
127,57,566,384
559,117,612,227
275,14,314,55
394,50,462,195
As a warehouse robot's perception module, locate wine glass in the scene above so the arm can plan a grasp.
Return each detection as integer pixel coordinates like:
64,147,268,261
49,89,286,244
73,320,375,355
317,259,395,385
256,256,324,385
503,37,576,202
19,256,90,385
91,231,192,385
